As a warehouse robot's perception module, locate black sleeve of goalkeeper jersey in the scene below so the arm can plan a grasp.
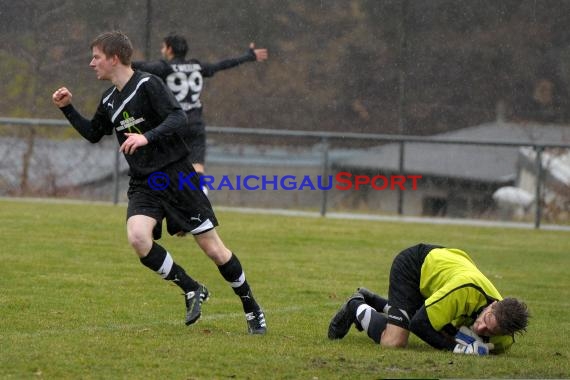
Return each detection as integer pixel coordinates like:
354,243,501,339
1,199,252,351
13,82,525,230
59,104,108,143
200,50,256,77
409,306,457,351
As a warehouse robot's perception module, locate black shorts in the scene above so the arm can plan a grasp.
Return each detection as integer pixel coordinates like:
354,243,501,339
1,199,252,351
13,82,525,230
181,122,206,164
126,157,218,240
387,243,441,322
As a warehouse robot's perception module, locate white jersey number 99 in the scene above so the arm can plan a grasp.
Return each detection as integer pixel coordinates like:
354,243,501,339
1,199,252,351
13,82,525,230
166,71,203,107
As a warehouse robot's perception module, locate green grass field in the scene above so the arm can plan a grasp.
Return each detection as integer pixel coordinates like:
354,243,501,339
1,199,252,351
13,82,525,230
1,198,569,379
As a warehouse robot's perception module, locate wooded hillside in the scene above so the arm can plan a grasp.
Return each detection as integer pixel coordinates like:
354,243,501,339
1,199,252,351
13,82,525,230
1,0,568,136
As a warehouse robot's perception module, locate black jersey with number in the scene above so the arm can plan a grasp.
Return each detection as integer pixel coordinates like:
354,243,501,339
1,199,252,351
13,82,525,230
132,50,256,124
60,71,188,178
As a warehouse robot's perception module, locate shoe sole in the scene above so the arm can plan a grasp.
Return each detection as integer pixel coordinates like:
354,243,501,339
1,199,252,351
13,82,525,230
248,328,267,335
328,302,352,339
328,293,364,339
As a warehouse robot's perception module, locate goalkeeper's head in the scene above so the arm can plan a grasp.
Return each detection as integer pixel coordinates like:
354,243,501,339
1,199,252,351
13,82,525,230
493,297,530,336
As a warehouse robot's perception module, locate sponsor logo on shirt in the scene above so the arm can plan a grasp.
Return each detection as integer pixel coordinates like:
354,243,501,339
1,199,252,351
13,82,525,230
116,111,144,133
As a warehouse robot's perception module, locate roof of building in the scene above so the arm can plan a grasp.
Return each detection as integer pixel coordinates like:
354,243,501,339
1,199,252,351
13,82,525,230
331,121,570,183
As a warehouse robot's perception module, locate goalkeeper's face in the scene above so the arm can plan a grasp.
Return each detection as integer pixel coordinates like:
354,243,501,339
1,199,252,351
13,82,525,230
472,302,501,337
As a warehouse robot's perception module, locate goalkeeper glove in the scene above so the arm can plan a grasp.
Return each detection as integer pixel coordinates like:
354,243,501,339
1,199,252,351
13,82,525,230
453,326,494,355
453,340,494,355
455,326,483,345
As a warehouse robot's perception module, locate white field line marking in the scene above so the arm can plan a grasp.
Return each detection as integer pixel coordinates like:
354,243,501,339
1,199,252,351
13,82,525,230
6,299,569,338
5,303,335,338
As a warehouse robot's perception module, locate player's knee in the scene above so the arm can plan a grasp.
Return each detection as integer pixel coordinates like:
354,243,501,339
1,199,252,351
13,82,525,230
127,229,153,255
381,335,408,348
126,216,156,255
194,232,231,265
381,324,410,348
205,245,232,265
379,307,411,348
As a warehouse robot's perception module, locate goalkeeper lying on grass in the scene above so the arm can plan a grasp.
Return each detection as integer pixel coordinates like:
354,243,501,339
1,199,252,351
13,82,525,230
328,243,529,355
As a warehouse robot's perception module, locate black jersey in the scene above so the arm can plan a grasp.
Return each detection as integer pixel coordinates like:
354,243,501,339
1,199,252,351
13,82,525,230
132,50,256,124
60,71,188,178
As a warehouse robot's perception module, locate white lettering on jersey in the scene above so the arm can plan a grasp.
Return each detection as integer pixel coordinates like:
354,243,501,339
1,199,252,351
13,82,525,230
116,116,145,132
171,63,201,72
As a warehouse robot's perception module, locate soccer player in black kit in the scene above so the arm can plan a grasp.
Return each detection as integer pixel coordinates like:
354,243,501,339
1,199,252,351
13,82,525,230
132,34,268,189
52,31,266,334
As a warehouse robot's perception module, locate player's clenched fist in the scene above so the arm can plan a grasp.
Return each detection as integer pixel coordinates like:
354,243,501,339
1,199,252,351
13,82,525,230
52,87,72,108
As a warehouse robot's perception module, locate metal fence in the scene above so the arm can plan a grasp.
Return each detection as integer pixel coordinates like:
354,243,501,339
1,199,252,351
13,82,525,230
1,117,569,229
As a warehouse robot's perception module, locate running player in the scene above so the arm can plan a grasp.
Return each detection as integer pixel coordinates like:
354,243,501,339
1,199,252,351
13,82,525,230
52,31,266,334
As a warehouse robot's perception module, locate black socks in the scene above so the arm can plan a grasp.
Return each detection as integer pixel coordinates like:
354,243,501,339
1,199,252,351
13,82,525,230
140,245,259,313
356,304,388,344
217,253,259,313
140,242,199,293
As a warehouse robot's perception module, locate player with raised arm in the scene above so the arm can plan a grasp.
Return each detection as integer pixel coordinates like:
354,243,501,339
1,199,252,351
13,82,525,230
328,243,529,354
132,34,268,189
52,31,266,334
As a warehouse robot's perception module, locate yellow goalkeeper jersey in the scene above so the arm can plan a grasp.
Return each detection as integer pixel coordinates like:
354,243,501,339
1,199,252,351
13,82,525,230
420,247,514,352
